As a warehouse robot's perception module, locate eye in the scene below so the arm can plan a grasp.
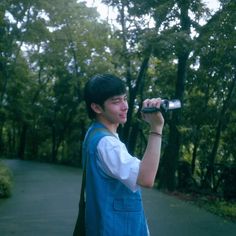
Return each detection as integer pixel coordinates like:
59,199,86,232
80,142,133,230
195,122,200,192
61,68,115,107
110,95,127,104
112,99,120,104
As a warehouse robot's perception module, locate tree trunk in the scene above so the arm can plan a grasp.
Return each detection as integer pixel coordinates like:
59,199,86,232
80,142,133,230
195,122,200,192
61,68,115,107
128,121,140,155
51,125,58,163
191,125,200,175
18,123,28,160
159,120,180,191
158,0,191,191
122,50,151,153
159,51,189,191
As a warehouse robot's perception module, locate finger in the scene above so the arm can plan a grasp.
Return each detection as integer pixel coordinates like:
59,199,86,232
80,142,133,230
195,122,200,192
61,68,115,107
142,99,151,108
149,98,162,108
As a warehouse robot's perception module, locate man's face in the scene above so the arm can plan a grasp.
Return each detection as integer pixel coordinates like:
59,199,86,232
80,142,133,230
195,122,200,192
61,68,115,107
101,94,128,125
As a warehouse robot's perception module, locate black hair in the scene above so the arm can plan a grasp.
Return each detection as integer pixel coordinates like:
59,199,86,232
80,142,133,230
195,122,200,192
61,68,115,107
84,74,126,119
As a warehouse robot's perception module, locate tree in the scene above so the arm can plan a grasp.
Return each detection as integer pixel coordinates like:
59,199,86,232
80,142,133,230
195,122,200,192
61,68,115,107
192,0,236,191
102,0,214,191
0,0,117,164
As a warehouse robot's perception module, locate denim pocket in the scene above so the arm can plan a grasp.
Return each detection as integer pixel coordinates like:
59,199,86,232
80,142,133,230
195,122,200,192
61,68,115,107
113,198,142,212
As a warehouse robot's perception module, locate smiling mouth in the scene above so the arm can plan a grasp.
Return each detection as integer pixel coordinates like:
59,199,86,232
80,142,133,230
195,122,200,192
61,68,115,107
120,114,127,119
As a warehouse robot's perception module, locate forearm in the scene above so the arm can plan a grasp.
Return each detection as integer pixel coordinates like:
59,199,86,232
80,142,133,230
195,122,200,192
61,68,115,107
137,97,164,188
137,131,162,188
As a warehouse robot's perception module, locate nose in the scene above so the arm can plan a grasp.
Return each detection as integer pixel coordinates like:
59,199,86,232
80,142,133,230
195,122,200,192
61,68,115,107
122,100,128,111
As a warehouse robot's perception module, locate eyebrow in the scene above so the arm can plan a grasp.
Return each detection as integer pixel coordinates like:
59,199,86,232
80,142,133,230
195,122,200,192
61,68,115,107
110,94,127,100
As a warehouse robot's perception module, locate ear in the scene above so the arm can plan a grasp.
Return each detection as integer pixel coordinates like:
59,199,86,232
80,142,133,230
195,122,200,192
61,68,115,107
91,103,103,115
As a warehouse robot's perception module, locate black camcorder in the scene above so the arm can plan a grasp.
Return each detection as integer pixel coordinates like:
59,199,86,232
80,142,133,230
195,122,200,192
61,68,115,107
141,99,181,113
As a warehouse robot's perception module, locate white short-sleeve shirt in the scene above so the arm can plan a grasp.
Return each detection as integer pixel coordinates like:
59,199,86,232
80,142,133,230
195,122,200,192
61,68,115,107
96,134,140,192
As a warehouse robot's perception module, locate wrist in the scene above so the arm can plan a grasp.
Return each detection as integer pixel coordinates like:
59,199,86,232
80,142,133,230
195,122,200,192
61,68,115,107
150,126,163,134
149,131,162,137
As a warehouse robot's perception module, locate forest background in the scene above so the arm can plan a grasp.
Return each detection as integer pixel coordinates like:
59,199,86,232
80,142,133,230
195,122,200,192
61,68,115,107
0,0,235,207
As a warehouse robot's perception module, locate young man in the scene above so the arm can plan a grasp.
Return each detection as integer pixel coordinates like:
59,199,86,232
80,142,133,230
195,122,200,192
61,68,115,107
82,74,164,236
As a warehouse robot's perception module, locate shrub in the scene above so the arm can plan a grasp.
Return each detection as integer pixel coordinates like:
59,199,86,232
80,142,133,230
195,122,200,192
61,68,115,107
0,161,13,198
222,166,236,200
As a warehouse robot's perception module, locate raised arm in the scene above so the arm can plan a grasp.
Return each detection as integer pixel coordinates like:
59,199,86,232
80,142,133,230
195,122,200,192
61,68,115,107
137,98,164,188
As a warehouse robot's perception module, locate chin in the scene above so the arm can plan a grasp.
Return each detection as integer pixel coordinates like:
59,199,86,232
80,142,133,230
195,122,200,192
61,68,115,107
120,119,127,124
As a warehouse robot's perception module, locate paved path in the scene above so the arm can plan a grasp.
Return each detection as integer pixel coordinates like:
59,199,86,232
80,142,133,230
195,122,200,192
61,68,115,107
0,159,236,236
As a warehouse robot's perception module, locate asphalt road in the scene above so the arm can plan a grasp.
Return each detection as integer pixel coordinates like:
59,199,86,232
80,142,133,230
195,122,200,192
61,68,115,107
0,159,236,236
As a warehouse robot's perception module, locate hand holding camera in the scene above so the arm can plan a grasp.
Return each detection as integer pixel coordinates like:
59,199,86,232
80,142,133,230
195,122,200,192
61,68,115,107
141,99,181,113
141,98,181,136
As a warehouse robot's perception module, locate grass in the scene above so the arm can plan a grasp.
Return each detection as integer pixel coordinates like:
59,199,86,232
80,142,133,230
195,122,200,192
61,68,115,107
195,196,236,222
0,161,13,198
167,191,236,223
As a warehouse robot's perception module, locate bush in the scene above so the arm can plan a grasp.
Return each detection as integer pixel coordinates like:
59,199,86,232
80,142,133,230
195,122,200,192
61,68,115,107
0,161,13,198
222,166,236,200
197,197,236,222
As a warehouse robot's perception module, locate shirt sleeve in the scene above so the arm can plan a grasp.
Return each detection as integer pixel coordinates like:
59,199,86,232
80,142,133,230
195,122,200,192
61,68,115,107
96,135,140,192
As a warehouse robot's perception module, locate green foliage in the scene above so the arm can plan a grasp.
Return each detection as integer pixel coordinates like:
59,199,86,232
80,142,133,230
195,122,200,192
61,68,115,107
222,166,236,200
170,191,236,222
0,0,117,165
0,161,13,198
196,197,236,222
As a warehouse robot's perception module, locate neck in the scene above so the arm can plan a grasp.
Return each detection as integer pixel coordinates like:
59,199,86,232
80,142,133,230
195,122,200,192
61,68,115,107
95,118,118,133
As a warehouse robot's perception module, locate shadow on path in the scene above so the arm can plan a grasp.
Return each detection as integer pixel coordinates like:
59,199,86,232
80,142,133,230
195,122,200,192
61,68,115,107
0,159,236,236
